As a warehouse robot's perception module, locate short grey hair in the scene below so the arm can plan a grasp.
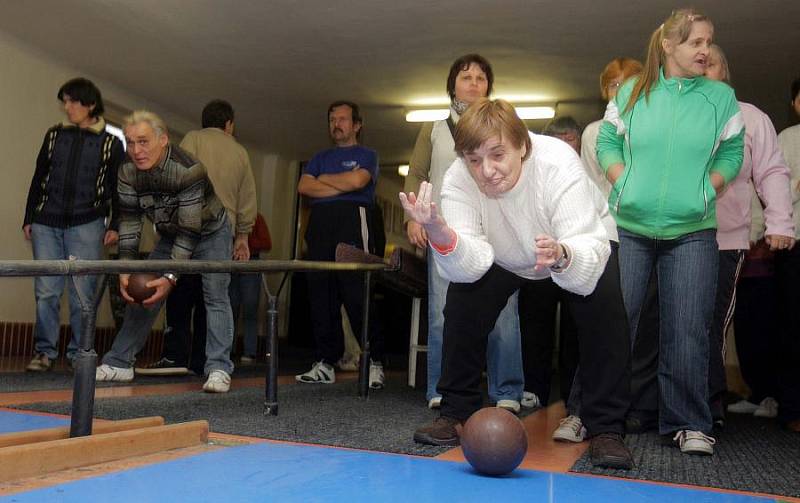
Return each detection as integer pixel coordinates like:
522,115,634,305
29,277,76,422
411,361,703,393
542,116,581,137
123,110,168,138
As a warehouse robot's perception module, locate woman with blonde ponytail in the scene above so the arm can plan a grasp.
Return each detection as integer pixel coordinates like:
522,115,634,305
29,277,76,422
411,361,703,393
596,8,745,456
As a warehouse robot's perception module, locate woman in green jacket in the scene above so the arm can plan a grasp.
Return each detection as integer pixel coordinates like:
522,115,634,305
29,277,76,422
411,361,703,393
596,8,744,456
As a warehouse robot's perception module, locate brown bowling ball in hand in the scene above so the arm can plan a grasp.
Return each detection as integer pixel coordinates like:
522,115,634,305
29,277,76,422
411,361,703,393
460,407,528,476
126,273,160,303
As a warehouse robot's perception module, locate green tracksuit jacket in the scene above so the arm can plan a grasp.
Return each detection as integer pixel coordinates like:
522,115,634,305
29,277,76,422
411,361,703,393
597,68,744,239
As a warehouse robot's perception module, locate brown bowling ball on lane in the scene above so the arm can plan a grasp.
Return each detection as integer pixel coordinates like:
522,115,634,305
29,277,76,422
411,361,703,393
460,407,528,476
126,273,160,303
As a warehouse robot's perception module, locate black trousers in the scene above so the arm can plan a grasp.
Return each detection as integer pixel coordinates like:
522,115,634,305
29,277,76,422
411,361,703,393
305,201,382,364
519,278,579,406
439,255,631,436
163,274,207,373
734,275,780,404
708,250,745,409
774,246,800,422
626,269,660,421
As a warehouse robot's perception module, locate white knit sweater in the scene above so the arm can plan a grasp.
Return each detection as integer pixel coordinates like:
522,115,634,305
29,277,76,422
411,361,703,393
434,133,611,296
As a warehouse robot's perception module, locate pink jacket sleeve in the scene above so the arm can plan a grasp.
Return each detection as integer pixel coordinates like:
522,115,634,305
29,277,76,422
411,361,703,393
750,110,795,239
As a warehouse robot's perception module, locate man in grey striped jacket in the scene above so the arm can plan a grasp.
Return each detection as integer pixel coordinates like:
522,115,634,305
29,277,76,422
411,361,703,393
95,110,235,393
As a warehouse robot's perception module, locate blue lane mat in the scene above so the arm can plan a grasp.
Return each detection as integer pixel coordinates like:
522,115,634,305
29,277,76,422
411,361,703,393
0,409,68,434
1,442,775,502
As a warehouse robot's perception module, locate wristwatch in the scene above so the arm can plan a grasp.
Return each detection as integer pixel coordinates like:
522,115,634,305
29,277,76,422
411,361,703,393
162,273,178,286
550,244,570,272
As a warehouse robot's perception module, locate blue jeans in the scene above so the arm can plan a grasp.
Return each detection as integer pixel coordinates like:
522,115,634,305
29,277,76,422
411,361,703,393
618,229,717,434
230,257,262,357
102,224,234,375
427,253,523,402
31,219,106,360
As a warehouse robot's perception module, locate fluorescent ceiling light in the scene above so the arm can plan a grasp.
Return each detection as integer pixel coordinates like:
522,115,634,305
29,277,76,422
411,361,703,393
515,106,556,120
408,97,451,106
398,164,410,177
405,105,556,122
405,109,450,122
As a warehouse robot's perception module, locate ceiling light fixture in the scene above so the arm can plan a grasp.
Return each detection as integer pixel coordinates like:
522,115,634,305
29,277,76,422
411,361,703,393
405,105,555,122
405,109,450,122
515,106,556,120
398,164,410,177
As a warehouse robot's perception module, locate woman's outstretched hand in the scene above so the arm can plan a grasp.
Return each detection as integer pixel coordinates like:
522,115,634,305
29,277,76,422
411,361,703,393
399,181,455,249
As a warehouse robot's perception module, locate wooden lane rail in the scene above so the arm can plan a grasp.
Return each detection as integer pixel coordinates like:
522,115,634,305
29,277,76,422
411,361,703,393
0,417,165,448
0,420,208,484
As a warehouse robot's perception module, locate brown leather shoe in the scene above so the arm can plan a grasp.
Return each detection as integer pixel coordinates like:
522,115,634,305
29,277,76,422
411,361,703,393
590,432,634,470
784,419,800,433
413,416,461,446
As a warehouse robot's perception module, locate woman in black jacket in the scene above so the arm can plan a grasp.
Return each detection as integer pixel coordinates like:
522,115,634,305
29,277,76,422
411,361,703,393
23,77,125,371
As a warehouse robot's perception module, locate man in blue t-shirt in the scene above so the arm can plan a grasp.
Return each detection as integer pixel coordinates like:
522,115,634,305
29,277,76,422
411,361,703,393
296,101,384,389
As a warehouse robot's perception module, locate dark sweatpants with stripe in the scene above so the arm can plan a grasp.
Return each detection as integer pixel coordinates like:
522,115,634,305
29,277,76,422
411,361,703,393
305,201,383,364
708,250,746,414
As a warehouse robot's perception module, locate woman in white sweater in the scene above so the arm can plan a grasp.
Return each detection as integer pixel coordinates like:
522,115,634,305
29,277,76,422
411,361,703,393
401,99,633,469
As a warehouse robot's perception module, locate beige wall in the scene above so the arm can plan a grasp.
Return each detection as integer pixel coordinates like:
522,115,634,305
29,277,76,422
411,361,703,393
0,31,297,334
250,153,300,337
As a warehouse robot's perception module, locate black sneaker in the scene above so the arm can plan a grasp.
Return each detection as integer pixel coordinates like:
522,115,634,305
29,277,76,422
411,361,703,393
625,412,657,434
413,416,461,446
135,358,190,376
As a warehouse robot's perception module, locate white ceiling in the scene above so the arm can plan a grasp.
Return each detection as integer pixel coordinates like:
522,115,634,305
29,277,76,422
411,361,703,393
2,0,798,178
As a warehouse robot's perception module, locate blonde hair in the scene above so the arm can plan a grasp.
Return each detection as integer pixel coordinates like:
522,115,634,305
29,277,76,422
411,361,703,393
454,98,532,161
600,57,643,101
625,8,712,113
709,44,731,84
123,110,169,138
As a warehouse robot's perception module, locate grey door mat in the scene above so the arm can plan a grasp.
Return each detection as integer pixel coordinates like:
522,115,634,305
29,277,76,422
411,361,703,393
570,414,800,499
11,379,453,457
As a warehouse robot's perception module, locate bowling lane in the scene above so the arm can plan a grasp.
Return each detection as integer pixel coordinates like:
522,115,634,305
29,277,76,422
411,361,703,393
0,442,775,502
0,409,69,434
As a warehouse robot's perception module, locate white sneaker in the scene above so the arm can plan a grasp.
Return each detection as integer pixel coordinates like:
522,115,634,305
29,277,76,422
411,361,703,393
295,361,335,384
369,360,385,389
754,397,779,418
673,430,715,455
727,399,759,414
428,396,442,409
521,391,542,409
496,399,521,414
95,364,134,382
203,370,231,393
553,415,586,442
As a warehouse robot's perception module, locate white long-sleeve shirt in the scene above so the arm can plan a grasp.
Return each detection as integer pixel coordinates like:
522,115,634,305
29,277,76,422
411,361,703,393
580,119,613,198
434,133,611,296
